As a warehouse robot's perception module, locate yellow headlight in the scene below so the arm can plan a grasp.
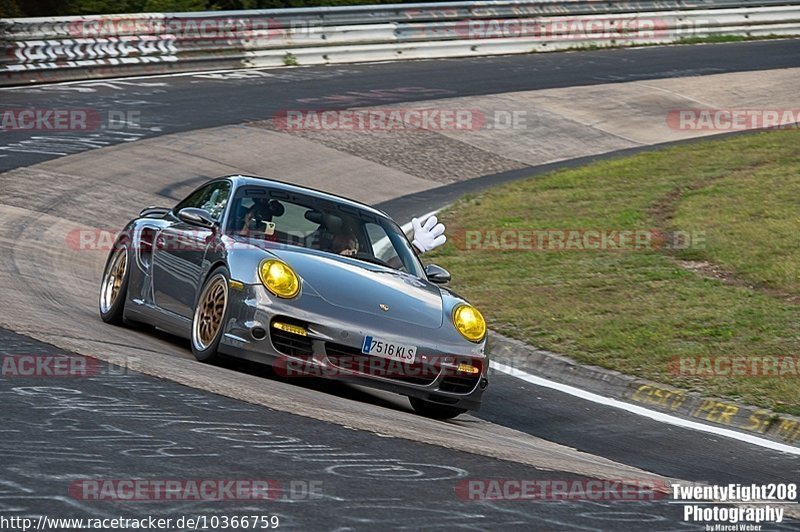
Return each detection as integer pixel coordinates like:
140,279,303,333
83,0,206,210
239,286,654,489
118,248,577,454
452,304,486,342
259,259,300,299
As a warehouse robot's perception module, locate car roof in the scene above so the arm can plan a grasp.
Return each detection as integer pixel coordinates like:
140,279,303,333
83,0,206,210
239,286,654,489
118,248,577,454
224,174,392,220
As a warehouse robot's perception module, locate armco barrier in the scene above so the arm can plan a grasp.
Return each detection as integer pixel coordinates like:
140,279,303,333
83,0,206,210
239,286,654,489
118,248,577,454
2,1,800,85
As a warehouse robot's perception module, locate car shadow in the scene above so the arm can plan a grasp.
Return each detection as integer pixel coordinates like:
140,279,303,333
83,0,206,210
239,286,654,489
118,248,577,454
217,355,410,413
126,325,472,423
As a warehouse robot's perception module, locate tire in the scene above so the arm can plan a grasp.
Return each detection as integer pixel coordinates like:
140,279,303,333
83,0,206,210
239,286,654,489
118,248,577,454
409,397,467,420
99,241,130,324
191,266,230,363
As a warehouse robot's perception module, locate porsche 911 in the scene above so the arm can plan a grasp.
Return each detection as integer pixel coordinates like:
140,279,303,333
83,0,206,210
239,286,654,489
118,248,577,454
99,175,488,419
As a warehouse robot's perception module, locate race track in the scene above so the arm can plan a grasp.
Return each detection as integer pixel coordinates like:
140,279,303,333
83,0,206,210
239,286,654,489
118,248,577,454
1,40,799,529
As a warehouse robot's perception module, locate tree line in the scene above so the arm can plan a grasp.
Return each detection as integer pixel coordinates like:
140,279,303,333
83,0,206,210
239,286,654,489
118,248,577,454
3,0,445,18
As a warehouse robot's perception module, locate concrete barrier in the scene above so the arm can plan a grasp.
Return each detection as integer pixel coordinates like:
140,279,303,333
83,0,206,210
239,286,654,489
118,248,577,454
2,1,799,85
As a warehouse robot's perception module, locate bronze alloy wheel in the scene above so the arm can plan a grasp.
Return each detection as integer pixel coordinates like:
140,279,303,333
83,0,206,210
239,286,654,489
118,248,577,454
192,273,228,351
100,245,127,314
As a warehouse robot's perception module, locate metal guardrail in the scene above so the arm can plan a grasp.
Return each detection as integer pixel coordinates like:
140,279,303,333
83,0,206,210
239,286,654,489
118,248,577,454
2,1,799,85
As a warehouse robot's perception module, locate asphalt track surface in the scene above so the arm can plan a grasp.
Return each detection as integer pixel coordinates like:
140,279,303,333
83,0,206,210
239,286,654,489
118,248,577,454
1,41,800,530
2,39,800,172
1,327,692,531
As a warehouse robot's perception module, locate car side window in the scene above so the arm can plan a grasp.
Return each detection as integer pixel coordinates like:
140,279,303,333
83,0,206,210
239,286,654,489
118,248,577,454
174,181,231,222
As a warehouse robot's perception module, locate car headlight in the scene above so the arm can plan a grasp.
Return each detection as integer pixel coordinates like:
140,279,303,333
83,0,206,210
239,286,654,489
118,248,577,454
259,259,300,298
452,304,486,342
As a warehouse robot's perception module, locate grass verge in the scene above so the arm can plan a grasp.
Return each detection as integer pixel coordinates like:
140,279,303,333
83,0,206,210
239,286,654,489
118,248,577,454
427,129,800,414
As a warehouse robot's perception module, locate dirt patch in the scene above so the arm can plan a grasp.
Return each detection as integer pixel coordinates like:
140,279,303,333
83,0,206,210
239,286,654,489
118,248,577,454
248,119,526,183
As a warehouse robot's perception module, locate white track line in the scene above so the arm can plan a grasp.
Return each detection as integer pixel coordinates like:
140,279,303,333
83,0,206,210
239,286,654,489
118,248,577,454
0,65,297,90
406,209,798,454
491,361,800,455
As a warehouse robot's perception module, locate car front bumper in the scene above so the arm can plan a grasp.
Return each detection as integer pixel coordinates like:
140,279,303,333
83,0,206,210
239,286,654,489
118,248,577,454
219,284,489,411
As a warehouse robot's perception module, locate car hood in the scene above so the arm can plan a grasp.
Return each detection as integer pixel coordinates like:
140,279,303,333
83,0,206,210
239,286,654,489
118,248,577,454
269,247,444,329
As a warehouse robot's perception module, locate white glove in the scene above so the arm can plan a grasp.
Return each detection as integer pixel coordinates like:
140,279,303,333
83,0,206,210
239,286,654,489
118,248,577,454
411,215,446,253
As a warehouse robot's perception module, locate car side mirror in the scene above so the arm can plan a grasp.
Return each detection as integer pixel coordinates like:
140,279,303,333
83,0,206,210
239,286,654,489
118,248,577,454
177,207,216,229
425,264,451,284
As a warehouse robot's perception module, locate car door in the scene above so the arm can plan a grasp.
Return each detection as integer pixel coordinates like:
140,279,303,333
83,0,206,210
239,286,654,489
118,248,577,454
152,180,231,318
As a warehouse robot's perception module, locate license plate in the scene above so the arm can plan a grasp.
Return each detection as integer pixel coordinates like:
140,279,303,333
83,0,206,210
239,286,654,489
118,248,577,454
361,336,417,363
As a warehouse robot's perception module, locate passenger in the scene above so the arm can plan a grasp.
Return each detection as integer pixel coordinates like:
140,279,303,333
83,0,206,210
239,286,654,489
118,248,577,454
240,198,284,237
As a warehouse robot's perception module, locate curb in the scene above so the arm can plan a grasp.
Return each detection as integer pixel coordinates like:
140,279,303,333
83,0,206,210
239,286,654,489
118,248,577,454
487,331,800,448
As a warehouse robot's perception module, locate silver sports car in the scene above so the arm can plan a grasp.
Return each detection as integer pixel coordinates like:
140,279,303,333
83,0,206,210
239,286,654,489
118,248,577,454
99,175,488,419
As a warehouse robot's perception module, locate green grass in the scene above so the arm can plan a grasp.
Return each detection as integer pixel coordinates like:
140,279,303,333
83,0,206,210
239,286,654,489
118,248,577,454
427,129,800,414
535,34,797,55
676,34,794,45
282,52,299,66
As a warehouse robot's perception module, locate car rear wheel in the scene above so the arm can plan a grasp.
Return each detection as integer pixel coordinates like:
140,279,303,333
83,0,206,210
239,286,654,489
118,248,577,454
409,397,467,420
191,266,230,363
99,242,130,324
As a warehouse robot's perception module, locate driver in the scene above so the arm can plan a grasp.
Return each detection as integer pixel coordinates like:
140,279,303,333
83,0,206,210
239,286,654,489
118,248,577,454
326,215,446,259
329,223,359,257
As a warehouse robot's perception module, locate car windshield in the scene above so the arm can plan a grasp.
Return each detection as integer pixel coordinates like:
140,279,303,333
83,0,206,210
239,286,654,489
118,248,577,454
225,185,424,277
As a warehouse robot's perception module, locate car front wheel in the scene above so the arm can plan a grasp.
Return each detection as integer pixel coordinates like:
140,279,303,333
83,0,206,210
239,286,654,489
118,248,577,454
191,266,230,363
99,241,130,324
